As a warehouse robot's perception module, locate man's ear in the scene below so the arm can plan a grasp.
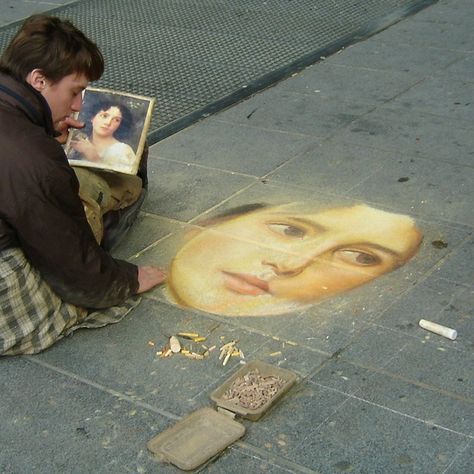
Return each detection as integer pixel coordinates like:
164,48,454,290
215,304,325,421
25,69,48,92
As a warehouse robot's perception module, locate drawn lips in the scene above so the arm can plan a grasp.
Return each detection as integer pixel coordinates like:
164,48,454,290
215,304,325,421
222,271,270,296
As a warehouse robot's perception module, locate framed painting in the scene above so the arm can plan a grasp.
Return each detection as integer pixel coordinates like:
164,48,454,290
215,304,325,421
65,88,155,175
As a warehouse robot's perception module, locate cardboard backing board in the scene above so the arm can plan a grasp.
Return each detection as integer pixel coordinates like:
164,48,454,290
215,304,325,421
147,407,245,471
210,360,298,421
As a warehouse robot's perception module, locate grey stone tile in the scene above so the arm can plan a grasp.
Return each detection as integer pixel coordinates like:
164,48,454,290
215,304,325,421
310,358,379,395
312,359,474,436
266,140,387,194
443,54,474,81
338,325,410,369
359,371,474,436
278,62,421,104
153,120,319,176
241,382,349,461
0,1,52,26
445,441,474,474
391,76,474,122
376,275,474,352
347,153,474,224
110,212,181,260
373,14,474,52
338,106,474,167
404,220,472,275
249,337,327,377
316,358,474,436
278,305,371,356
411,0,474,26
432,286,474,352
0,358,173,473
384,338,474,399
188,179,351,210
36,298,274,416
216,88,374,138
296,396,471,473
243,378,470,473
142,157,256,221
327,38,465,75
434,236,474,287
203,445,302,474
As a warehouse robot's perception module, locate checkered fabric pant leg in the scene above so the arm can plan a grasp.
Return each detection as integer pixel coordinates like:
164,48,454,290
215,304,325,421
0,248,140,355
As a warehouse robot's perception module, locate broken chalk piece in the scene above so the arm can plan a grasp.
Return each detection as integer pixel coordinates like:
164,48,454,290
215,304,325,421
419,319,457,340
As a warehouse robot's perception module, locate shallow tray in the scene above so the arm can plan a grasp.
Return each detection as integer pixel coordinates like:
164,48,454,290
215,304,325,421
147,407,245,471
210,360,298,421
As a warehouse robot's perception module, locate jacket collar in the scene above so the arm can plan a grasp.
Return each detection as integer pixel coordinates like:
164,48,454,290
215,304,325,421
0,71,57,137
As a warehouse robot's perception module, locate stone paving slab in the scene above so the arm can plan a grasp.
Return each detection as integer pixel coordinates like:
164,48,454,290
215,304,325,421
0,358,174,473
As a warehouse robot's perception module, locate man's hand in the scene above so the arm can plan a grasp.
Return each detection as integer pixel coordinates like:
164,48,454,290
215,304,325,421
137,266,167,294
55,116,85,144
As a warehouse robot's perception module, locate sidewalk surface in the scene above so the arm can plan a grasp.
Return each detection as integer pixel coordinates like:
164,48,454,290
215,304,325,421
1,1,473,473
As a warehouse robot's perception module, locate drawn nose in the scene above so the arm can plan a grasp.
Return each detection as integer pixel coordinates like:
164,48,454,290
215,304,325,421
262,243,331,276
262,256,310,277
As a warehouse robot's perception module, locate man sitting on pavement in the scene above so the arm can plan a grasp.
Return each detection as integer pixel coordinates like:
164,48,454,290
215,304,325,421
0,14,165,355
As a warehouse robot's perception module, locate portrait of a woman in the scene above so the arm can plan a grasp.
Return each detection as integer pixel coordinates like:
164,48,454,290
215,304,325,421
165,203,423,316
70,99,136,173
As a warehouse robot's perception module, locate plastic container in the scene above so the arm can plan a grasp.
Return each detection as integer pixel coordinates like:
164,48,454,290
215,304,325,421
147,407,245,471
147,360,298,470
210,360,298,421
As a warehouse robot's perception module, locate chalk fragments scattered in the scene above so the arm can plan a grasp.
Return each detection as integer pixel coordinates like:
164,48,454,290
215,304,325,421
153,333,243,364
155,333,210,360
219,340,244,366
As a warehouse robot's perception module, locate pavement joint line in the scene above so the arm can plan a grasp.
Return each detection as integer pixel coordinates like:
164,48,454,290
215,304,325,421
124,230,175,260
23,355,182,421
441,438,474,474
187,181,260,225
310,380,474,439
373,321,470,356
215,116,328,139
333,357,474,405
378,103,474,131
153,154,262,179
232,441,320,474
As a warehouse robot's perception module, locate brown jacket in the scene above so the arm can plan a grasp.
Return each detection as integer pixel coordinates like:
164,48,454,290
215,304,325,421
0,72,139,308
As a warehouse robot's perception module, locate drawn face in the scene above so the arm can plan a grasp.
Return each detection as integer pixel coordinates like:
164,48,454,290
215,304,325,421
167,204,423,316
91,106,123,137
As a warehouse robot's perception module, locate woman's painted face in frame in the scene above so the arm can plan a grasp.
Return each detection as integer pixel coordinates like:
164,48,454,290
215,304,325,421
91,106,123,136
167,204,423,316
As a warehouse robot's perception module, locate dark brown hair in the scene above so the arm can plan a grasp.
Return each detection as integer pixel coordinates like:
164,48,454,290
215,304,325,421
0,14,104,83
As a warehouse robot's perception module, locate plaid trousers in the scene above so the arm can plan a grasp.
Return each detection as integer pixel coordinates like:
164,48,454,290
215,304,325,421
0,247,140,356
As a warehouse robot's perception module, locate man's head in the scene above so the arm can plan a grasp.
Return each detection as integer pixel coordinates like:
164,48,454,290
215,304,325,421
167,203,423,316
0,14,104,127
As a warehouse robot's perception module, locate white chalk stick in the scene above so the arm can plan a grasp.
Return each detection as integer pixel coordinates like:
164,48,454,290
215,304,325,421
419,319,457,340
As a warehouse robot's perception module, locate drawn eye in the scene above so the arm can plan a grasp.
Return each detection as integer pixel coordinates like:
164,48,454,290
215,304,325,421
335,249,380,266
268,223,306,238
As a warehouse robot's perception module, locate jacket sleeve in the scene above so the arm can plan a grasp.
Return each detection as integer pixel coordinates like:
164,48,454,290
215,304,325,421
11,146,139,309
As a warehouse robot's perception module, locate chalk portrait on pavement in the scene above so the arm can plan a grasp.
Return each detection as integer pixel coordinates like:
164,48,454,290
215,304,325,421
164,202,423,316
